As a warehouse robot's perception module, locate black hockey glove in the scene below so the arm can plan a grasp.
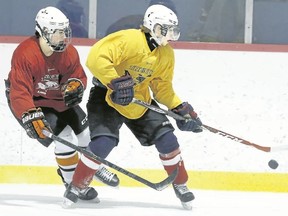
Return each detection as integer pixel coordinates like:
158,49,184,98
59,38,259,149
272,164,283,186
107,73,134,106
172,102,203,133
21,107,52,139
62,78,84,107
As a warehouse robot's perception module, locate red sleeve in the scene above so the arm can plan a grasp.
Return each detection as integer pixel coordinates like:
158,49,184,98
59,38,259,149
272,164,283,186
9,44,36,119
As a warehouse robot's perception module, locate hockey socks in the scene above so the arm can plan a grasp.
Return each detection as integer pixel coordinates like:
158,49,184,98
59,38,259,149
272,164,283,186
159,148,188,184
72,154,100,189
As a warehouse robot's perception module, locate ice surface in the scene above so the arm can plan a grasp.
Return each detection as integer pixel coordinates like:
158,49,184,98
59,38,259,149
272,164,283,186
0,184,288,216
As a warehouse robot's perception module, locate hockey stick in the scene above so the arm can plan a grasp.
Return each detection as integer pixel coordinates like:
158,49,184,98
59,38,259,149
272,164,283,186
132,98,288,153
42,129,178,191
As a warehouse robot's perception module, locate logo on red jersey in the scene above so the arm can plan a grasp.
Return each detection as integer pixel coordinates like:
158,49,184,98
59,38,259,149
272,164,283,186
36,74,60,95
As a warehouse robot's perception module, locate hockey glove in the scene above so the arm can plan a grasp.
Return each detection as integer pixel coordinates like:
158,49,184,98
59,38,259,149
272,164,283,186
107,73,134,106
172,102,203,133
21,107,52,139
62,78,84,107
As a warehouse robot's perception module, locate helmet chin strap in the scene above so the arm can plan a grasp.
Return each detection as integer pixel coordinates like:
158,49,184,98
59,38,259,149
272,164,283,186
42,36,55,52
36,23,54,52
38,37,54,56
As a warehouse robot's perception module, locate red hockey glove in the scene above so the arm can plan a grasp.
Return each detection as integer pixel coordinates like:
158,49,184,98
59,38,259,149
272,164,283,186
172,102,203,133
62,78,84,107
21,107,52,139
107,73,134,106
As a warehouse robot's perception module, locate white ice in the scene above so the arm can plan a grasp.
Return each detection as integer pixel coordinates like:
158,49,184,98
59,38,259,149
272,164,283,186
1,184,288,216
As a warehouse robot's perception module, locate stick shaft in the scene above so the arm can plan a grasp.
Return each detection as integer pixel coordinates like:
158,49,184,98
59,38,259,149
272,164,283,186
42,130,177,191
132,98,273,152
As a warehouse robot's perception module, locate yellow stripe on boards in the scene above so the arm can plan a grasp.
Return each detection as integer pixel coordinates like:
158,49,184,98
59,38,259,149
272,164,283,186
0,166,287,192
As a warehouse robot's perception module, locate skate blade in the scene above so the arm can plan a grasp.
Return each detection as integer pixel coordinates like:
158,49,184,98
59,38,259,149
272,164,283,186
181,201,192,210
61,197,101,209
62,198,75,209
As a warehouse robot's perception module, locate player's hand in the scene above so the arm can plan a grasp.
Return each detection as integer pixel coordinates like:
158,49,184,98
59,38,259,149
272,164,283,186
108,72,134,106
62,78,84,107
21,107,52,139
172,102,203,132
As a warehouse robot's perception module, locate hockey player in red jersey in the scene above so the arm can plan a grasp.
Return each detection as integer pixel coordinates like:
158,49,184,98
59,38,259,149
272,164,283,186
4,6,118,201
63,4,202,210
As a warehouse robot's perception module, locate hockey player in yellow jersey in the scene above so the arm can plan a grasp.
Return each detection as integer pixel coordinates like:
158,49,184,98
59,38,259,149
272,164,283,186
63,4,202,210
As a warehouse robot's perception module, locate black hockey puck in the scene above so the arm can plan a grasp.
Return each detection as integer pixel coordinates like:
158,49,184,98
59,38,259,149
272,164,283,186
268,159,278,169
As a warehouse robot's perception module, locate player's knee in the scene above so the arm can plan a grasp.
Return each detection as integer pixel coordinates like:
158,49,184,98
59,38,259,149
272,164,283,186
155,131,180,154
88,136,118,158
54,126,74,153
76,127,90,148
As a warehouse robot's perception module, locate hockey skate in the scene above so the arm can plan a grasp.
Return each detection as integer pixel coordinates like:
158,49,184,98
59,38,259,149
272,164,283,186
94,165,120,187
173,183,194,210
62,183,98,208
57,165,119,188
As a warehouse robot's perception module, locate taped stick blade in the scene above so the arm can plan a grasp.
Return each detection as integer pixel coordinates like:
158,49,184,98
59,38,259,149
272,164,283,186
153,167,179,191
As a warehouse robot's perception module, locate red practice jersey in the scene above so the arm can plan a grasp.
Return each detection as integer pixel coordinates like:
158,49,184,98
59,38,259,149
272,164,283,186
8,36,87,119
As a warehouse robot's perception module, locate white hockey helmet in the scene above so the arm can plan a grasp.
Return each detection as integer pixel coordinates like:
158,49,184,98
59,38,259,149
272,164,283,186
35,6,71,52
143,4,180,46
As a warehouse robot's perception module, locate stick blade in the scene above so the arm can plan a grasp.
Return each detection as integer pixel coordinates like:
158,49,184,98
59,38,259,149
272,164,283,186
153,167,179,191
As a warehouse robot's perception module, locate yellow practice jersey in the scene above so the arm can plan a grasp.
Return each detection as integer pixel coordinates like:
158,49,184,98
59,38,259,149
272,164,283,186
86,29,182,119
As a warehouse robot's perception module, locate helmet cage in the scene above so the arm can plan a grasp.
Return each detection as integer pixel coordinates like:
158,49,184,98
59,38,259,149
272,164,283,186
38,23,72,52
